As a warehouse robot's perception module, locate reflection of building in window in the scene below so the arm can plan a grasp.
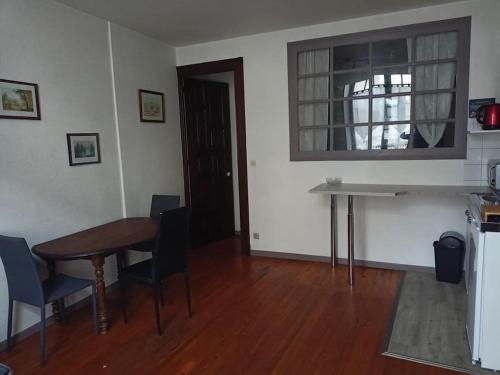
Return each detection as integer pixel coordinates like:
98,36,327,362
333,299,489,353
352,79,369,96
351,75,412,150
372,125,410,150
372,74,412,94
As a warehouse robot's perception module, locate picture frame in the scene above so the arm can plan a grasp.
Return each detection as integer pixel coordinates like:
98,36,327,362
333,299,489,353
0,79,41,120
139,89,165,123
66,133,101,166
469,98,495,118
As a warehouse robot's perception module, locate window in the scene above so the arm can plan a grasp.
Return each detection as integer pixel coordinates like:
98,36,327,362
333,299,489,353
288,17,470,161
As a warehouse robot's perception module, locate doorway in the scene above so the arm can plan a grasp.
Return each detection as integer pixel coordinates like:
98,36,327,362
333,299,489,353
177,58,249,255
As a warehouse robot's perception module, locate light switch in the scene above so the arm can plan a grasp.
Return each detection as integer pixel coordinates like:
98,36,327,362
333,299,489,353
250,160,256,166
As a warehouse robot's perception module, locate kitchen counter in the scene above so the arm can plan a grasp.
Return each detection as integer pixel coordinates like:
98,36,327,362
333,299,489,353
309,182,493,285
309,183,492,197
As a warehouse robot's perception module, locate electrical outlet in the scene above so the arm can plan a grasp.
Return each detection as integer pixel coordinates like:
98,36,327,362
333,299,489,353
253,232,260,240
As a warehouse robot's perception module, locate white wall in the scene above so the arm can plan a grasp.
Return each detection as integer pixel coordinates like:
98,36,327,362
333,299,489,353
193,72,241,231
177,0,500,266
0,0,123,339
109,24,184,218
0,0,182,339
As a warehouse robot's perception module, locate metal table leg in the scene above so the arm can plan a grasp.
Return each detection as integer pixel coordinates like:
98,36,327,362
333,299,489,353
330,195,338,267
347,195,355,285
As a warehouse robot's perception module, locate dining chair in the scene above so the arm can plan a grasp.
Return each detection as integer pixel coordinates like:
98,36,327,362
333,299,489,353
149,194,181,220
0,363,12,375
0,235,98,367
126,194,181,255
122,194,182,302
119,207,192,336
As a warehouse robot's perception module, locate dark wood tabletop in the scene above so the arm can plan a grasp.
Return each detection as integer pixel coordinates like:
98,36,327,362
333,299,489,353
32,217,157,260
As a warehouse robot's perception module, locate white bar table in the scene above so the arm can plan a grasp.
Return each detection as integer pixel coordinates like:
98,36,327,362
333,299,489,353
309,183,490,286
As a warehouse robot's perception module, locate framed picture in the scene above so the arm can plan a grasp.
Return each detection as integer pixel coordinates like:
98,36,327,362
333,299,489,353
0,79,41,120
469,98,495,118
139,89,165,123
66,133,101,166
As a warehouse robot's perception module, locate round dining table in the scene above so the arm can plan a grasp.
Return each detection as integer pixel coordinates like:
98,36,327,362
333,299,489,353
32,217,157,334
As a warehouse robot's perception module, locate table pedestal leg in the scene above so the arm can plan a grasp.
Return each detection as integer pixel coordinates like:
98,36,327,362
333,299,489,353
347,195,355,286
330,195,338,267
47,260,62,324
91,255,108,334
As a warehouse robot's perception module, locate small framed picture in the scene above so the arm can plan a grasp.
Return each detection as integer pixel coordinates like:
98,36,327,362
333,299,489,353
0,79,41,120
469,98,495,118
139,89,165,123
66,133,101,166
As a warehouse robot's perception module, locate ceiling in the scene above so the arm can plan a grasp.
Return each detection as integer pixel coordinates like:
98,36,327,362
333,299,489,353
54,0,461,46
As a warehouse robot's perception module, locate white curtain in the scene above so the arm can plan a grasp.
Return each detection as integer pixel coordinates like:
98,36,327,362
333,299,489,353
298,49,330,151
414,93,453,147
415,33,456,147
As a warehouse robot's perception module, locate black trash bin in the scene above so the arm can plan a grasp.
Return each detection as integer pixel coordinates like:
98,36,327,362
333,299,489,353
433,231,465,284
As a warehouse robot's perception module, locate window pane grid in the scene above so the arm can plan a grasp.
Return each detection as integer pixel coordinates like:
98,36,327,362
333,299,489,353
413,57,457,66
368,42,373,150
298,103,330,127
297,99,331,105
290,19,468,158
312,126,316,151
332,67,370,75
413,118,456,124
415,63,456,91
296,40,457,128
332,126,370,151
412,122,455,148
329,47,335,149
333,43,369,70
416,32,458,61
297,72,336,79
298,121,456,150
295,61,457,77
370,62,415,70
372,124,411,150
297,89,457,105
298,121,457,131
298,48,330,75
332,71,370,98
369,119,456,126
409,36,417,148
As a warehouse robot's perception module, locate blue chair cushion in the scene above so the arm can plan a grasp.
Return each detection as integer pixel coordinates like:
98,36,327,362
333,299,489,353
43,274,94,303
0,363,12,375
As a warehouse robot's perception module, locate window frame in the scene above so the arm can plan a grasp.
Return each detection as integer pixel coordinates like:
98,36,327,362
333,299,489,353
288,17,471,161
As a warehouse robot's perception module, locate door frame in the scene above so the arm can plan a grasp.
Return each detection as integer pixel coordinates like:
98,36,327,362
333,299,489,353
177,57,250,255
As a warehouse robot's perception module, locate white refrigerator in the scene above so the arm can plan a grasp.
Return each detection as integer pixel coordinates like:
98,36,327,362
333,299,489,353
465,206,500,371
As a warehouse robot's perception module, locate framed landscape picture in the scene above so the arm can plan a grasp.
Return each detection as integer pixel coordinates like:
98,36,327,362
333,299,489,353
66,133,101,166
0,79,41,120
139,89,165,123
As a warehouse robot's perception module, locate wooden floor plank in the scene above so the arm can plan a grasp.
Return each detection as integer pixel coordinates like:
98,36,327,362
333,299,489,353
0,237,463,375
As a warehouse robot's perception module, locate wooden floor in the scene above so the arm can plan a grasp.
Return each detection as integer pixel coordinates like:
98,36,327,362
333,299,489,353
1,237,461,375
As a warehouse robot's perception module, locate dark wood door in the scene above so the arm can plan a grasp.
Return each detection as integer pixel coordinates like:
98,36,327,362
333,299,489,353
183,78,235,246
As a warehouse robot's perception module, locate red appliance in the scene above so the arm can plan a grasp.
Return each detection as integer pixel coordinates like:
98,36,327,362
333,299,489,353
477,103,500,130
